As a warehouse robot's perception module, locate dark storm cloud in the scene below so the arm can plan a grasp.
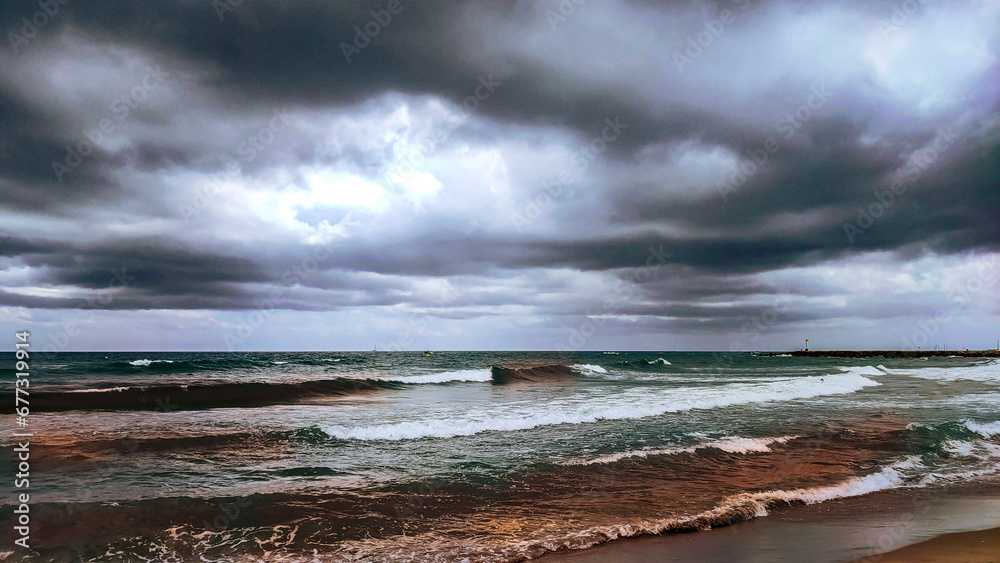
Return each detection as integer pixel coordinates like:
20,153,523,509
0,1,845,176
0,88,124,211
1,236,264,298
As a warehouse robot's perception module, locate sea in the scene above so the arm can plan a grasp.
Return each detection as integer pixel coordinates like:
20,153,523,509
2,351,999,562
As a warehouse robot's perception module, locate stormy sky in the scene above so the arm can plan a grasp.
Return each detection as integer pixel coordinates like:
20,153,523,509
1,0,998,351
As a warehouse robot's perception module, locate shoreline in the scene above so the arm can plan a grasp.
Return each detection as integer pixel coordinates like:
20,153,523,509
541,483,1000,563
761,350,1000,358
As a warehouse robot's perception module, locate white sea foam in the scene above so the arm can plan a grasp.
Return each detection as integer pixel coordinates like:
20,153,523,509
839,366,885,376
572,364,608,374
510,457,920,557
339,456,929,561
964,420,1000,437
651,358,671,365
711,435,797,453
919,466,1000,486
387,369,492,384
69,386,131,393
569,435,798,465
322,372,880,441
773,354,793,358
943,439,1000,461
746,456,918,505
882,360,1000,382
129,359,173,366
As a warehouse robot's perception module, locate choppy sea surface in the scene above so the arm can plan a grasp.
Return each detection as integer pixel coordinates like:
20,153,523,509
2,351,998,561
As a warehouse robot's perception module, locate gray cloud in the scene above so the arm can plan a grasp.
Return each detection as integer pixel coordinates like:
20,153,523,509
1,0,998,350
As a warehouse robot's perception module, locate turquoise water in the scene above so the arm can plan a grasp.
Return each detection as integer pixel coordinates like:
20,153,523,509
2,352,998,561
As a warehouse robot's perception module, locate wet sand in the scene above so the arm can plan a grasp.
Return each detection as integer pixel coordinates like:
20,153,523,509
854,527,1000,563
542,484,1000,563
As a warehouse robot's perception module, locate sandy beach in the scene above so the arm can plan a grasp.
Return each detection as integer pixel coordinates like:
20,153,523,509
855,527,1000,563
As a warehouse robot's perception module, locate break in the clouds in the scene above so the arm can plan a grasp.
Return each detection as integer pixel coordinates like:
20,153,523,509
1,0,998,351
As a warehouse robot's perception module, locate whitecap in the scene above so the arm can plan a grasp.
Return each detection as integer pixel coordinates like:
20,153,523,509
964,420,1000,437
322,372,880,441
129,359,173,366
386,369,492,384
838,366,885,376
568,435,798,465
69,386,131,393
887,360,1000,383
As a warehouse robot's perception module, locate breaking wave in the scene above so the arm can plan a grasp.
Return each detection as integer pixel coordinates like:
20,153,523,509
491,364,578,384
21,378,402,412
502,456,922,559
572,364,608,374
964,420,1000,437
128,359,174,366
838,366,886,376
386,369,492,384
618,357,672,368
321,372,880,441
884,359,1000,382
568,435,798,465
